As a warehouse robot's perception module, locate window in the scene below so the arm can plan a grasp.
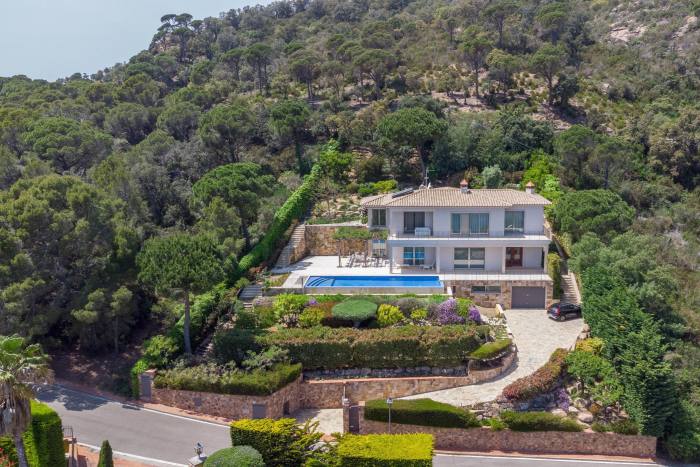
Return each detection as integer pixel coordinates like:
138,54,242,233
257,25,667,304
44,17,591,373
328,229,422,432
371,209,386,227
454,248,485,269
505,211,524,234
451,213,489,236
403,247,425,266
472,285,501,294
371,239,386,257
403,212,425,233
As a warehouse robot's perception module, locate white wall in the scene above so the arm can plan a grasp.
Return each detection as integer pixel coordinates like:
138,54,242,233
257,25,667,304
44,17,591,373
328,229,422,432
523,247,543,268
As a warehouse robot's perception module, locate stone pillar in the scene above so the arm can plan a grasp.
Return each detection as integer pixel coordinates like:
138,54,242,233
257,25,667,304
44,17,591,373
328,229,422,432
543,246,548,273
140,369,156,401
342,398,351,433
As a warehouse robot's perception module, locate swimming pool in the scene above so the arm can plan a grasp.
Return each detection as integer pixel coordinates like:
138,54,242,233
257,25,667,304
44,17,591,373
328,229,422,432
305,275,443,288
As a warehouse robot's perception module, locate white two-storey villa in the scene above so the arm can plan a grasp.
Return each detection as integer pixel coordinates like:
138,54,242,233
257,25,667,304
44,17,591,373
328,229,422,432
360,180,554,309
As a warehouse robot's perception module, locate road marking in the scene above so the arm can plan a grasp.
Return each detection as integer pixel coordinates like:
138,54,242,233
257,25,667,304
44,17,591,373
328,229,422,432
436,454,655,465
79,443,187,467
50,384,229,428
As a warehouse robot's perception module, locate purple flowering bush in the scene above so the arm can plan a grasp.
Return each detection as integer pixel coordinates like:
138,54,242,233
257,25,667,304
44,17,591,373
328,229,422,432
436,299,466,325
555,387,571,411
306,297,318,307
468,305,482,324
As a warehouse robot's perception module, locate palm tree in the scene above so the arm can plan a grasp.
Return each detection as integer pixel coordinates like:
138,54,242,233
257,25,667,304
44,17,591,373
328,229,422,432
0,335,51,467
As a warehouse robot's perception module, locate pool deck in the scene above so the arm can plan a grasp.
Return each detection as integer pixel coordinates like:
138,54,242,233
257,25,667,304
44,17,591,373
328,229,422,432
275,256,551,288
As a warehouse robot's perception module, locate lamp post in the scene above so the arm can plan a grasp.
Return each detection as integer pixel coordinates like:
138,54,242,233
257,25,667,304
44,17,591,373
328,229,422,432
386,397,393,434
188,442,206,466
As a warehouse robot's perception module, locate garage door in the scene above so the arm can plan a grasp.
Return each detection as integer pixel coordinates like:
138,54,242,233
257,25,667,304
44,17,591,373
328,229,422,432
511,286,546,309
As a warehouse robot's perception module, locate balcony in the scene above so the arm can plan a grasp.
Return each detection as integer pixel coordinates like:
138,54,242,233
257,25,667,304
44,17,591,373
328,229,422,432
390,227,549,239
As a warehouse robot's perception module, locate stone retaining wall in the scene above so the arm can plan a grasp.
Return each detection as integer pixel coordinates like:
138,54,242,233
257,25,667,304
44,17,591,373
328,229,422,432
304,224,369,256
448,279,554,309
300,351,516,409
353,405,657,459
150,376,302,420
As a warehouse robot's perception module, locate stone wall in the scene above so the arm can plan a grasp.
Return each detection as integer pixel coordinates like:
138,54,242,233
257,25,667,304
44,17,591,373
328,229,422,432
449,280,554,309
304,224,369,256
299,351,515,409
354,405,657,458
151,376,302,420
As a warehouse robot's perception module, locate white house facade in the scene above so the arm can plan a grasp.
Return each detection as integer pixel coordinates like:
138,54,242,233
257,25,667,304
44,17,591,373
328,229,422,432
361,182,555,309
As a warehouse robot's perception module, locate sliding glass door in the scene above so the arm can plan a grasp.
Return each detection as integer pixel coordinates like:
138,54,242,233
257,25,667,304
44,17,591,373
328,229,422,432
403,247,425,266
453,248,485,269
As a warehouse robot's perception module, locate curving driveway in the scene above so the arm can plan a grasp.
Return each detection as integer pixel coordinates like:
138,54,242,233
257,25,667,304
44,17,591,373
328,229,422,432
403,309,583,406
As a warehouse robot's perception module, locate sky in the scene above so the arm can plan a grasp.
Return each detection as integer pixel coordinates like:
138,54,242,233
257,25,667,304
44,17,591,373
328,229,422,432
0,0,264,81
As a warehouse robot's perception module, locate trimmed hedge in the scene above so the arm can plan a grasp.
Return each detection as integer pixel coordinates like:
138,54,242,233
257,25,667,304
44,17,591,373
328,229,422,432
364,398,480,429
246,325,482,369
204,446,264,467
469,338,512,360
236,164,322,277
502,348,568,401
337,434,433,467
500,411,583,432
230,418,320,466
0,401,65,467
154,363,301,396
332,300,378,324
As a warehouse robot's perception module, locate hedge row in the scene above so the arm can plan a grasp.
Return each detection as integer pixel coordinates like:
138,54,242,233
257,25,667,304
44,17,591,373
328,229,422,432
500,411,583,432
235,164,322,277
337,434,433,467
364,398,481,429
230,418,320,466
502,348,568,401
0,401,65,467
203,446,264,467
154,363,302,396
214,325,483,370
469,338,512,360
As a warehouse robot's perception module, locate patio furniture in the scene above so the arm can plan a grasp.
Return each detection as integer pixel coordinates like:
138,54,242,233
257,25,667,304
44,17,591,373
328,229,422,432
421,261,435,270
414,227,432,237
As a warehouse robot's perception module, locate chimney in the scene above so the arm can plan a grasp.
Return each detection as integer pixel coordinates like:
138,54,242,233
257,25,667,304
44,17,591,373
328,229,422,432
460,179,470,194
525,181,536,195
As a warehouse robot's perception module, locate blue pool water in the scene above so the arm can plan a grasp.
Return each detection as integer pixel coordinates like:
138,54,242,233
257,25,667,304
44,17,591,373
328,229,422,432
305,275,443,288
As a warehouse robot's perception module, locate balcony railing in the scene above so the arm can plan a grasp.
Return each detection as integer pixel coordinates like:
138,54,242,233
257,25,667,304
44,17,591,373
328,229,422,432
390,227,548,239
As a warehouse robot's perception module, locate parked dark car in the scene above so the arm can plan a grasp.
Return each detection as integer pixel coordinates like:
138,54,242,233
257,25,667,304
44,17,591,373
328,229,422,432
547,302,582,321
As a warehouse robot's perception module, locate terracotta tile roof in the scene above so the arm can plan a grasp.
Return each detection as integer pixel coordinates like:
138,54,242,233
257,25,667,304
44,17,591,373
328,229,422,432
360,187,551,208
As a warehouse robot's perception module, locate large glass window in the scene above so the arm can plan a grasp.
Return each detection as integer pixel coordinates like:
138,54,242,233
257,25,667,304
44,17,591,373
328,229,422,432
371,239,386,257
453,248,485,269
371,209,386,227
403,247,425,265
505,211,524,234
450,213,489,236
403,212,425,233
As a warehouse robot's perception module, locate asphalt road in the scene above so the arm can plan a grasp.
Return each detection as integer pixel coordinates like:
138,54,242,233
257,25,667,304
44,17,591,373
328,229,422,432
37,385,665,467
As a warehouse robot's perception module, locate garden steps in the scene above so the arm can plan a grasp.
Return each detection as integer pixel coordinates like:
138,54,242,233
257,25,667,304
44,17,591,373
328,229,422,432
274,224,306,269
240,284,263,309
561,272,581,304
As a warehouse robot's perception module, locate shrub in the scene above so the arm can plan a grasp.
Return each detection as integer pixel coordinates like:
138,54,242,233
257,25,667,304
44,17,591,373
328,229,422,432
455,298,473,319
575,337,604,355
154,363,301,396
242,346,290,371
213,329,262,364
230,418,321,466
502,348,568,401
364,399,480,429
500,411,583,432
377,304,404,327
609,419,639,435
410,309,428,321
299,306,326,328
665,431,700,463
130,357,150,398
468,305,482,324
97,440,114,467
273,294,308,318
331,300,378,325
469,339,512,360
436,299,466,325
236,164,322,277
204,446,264,467
547,253,562,298
256,325,482,369
337,434,433,467
253,305,277,328
395,297,423,314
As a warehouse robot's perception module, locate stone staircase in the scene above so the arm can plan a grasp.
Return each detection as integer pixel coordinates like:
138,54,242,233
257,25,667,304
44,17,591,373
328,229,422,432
239,284,263,309
561,271,581,305
274,224,306,270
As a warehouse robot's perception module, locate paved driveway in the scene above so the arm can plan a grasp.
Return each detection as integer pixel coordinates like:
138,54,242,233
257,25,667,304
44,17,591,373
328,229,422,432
404,309,583,406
